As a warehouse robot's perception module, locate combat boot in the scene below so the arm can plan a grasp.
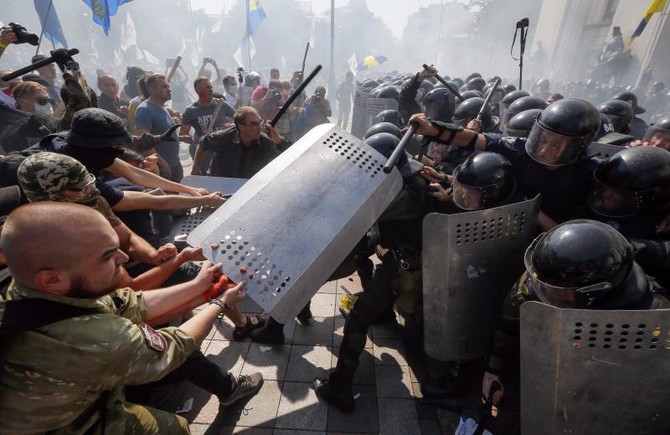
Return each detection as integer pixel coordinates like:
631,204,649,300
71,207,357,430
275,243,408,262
313,370,355,413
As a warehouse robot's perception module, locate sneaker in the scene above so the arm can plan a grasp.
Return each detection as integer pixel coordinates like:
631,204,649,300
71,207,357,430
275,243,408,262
296,304,313,325
219,373,264,407
312,378,355,413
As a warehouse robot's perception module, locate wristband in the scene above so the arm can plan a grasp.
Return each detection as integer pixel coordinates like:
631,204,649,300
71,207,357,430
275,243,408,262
209,298,229,314
0,41,8,50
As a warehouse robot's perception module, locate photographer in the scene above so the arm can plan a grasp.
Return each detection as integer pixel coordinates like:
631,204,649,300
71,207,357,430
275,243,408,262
251,79,283,121
197,57,224,93
298,86,332,136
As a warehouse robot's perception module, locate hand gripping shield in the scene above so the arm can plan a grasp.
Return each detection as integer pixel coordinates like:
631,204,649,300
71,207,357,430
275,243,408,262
422,196,540,361
520,301,670,434
188,124,403,322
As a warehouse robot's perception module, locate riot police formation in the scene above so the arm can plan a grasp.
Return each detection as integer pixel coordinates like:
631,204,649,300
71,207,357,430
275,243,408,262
1,34,669,434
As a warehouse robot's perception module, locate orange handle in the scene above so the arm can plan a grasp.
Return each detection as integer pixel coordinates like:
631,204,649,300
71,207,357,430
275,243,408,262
204,274,236,300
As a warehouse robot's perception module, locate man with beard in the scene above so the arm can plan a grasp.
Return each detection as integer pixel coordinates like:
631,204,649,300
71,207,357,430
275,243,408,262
0,202,263,434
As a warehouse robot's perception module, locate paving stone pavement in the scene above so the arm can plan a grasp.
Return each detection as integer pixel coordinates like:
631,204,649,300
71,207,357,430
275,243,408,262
180,273,464,435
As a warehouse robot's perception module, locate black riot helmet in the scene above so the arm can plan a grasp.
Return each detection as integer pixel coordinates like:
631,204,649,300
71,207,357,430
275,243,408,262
525,98,601,166
588,146,670,217
361,79,380,90
501,90,530,108
642,114,670,149
453,97,498,132
452,152,516,210
594,113,616,141
376,86,400,102
505,108,543,138
598,100,634,133
465,72,482,82
524,219,637,308
612,91,645,114
501,96,548,127
364,122,402,140
423,88,456,122
417,80,434,101
460,90,484,100
365,132,400,159
374,110,406,129
466,77,486,91
503,83,517,93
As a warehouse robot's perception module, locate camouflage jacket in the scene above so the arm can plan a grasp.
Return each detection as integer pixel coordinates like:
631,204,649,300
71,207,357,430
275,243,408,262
0,282,198,434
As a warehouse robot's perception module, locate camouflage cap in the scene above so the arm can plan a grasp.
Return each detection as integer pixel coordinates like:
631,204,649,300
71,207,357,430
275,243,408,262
17,152,88,202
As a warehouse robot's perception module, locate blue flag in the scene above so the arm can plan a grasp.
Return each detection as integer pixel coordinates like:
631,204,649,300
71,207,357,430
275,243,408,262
33,0,68,48
82,0,133,35
246,0,267,38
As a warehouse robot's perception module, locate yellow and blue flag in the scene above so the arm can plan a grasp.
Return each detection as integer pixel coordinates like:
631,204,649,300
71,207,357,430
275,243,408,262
246,0,267,38
628,0,667,45
358,55,388,71
33,0,68,47
82,0,134,35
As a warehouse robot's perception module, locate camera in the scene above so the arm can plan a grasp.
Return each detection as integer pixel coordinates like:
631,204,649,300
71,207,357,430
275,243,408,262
8,22,39,46
516,17,529,29
270,88,281,99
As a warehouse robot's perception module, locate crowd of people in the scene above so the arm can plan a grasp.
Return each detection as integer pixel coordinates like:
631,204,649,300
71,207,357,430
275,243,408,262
0,20,669,434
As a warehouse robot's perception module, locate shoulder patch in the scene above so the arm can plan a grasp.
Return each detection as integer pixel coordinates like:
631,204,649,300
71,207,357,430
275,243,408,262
140,322,167,352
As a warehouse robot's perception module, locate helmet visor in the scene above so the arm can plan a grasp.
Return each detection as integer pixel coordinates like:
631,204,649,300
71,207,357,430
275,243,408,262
452,177,484,211
525,123,586,166
587,177,640,218
524,238,614,308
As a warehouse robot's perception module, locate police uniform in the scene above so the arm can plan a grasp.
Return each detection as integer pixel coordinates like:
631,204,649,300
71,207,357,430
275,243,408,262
0,282,196,434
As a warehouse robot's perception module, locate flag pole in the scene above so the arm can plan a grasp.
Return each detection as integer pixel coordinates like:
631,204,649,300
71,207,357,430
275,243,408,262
35,0,54,56
246,0,252,70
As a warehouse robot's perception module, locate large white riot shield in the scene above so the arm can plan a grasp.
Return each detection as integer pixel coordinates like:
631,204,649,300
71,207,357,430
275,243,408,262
422,196,541,361
520,301,670,435
187,124,403,323
168,176,247,241
351,87,371,138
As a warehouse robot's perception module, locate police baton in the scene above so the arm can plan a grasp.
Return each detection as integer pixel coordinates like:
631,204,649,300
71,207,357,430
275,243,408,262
423,64,464,102
269,64,322,127
477,77,501,122
1,48,79,81
383,123,418,173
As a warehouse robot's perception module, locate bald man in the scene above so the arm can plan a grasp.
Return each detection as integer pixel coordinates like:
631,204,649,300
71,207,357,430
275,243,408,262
0,202,262,434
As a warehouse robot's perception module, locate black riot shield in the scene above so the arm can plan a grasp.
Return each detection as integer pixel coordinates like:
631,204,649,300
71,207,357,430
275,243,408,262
187,124,403,323
422,196,541,361
520,301,670,434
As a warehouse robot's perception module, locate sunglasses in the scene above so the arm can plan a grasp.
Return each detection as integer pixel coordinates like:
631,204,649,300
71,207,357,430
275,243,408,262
66,173,96,192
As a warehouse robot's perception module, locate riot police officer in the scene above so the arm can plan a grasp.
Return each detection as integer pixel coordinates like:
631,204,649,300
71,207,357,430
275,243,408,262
482,219,670,406
410,98,601,230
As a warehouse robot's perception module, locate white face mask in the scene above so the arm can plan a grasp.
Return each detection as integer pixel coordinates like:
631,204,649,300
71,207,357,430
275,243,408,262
34,101,54,118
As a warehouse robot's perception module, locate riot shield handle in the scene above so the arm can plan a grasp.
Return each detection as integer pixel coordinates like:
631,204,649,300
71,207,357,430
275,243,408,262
477,77,501,122
423,64,464,102
383,123,418,173
269,64,322,127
